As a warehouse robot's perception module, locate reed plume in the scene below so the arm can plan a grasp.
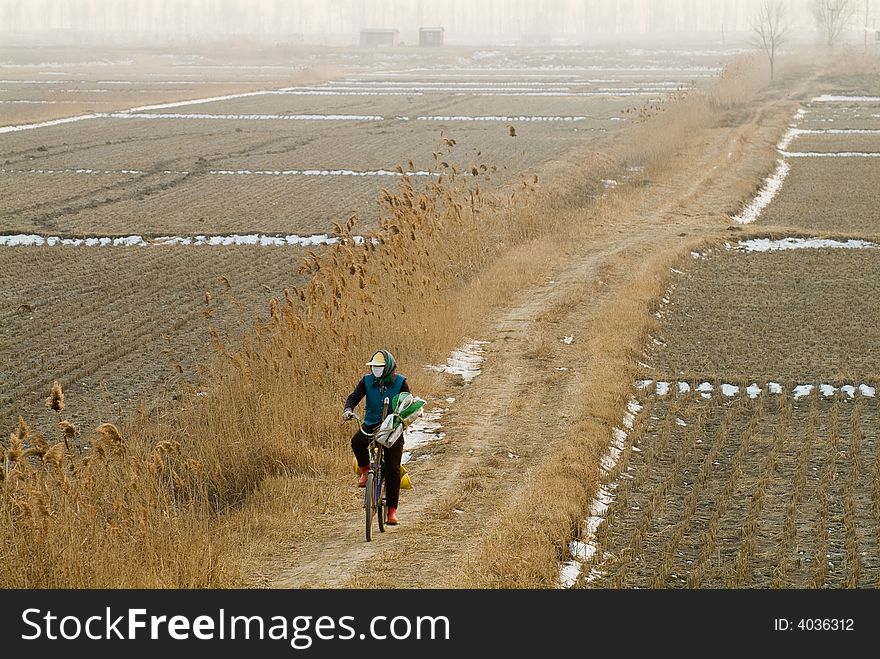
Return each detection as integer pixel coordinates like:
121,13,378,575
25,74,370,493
46,381,64,413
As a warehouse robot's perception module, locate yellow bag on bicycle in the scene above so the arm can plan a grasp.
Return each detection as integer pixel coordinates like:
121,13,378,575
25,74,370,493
400,465,413,489
352,457,360,475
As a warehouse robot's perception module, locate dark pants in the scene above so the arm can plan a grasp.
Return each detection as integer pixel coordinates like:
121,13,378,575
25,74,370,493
351,424,404,509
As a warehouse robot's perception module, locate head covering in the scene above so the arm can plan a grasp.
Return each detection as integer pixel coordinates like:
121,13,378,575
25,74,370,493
366,349,396,378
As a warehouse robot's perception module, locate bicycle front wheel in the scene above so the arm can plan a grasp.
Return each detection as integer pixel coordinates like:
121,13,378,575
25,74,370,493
376,468,385,534
365,471,374,542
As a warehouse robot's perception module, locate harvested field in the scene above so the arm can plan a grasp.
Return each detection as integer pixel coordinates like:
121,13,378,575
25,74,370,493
755,158,880,232
0,44,337,126
1,43,721,240
647,247,880,381
156,91,632,124
2,170,398,235
586,386,880,588
0,245,309,435
1,105,597,237
815,73,880,96
787,132,880,154
799,108,880,131
574,68,880,589
4,43,683,447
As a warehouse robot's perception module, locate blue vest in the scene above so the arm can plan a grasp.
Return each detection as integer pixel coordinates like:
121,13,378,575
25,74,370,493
363,373,405,425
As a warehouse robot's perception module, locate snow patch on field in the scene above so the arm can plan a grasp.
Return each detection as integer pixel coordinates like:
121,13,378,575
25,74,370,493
1,60,133,68
0,86,311,132
416,115,586,122
0,167,437,178
0,113,102,134
0,233,367,247
279,90,424,97
732,159,790,224
208,168,436,177
783,151,880,158
125,90,272,113
793,385,814,400
720,384,739,397
786,127,880,136
636,379,877,399
0,99,81,104
109,112,386,121
426,340,490,385
735,237,879,252
819,384,837,396
812,95,880,103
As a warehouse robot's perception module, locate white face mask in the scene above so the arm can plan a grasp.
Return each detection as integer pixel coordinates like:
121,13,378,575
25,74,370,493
371,365,385,378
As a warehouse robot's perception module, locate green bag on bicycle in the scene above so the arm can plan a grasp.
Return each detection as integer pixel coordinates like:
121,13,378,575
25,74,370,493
374,393,426,448
392,392,426,426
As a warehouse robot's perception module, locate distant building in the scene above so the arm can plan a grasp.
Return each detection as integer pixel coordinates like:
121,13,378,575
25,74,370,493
360,28,399,47
419,27,445,47
520,33,553,45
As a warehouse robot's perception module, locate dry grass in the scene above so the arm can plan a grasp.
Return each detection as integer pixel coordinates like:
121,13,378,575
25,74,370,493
1,392,233,587
616,54,770,169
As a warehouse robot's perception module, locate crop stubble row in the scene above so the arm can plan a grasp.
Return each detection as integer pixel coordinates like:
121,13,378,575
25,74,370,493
589,389,880,588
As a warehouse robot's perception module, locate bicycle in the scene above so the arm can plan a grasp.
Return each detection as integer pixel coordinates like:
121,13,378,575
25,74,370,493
345,397,389,542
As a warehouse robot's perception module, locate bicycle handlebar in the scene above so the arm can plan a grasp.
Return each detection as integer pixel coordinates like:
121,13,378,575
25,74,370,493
344,411,364,426
343,397,390,430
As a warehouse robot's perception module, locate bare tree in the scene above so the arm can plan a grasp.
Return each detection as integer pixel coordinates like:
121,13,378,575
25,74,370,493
811,0,858,47
752,0,788,80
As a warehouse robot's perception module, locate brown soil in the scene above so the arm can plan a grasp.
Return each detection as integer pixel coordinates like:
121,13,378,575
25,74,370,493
0,245,310,436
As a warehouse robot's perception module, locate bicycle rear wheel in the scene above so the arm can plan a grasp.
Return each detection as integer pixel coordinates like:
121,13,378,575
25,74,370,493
365,472,374,542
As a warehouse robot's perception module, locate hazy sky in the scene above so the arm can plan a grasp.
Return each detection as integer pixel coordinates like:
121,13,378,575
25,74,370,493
0,0,876,43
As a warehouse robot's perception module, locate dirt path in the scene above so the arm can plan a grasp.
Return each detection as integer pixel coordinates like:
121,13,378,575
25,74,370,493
264,82,811,589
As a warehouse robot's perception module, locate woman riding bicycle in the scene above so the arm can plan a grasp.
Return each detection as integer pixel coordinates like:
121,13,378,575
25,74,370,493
343,349,409,526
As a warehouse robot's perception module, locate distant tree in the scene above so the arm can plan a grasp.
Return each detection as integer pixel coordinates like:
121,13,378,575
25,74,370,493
810,0,858,47
752,0,788,80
